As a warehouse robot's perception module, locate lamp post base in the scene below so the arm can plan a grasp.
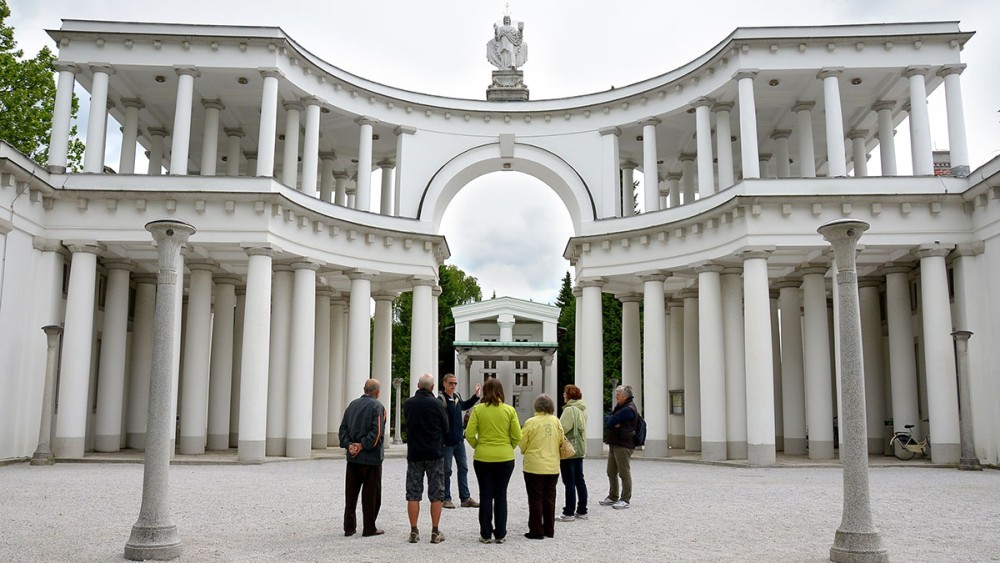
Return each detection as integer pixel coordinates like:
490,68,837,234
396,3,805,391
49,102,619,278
830,530,888,563
124,524,181,561
29,451,54,466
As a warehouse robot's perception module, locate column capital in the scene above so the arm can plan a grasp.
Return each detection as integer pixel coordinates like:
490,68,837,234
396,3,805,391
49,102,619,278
732,69,758,81
901,101,912,112
737,246,775,261
953,241,985,257
63,241,104,255
871,100,896,112
133,273,158,285
410,275,436,288
282,100,304,112
758,152,772,161
798,263,831,277
937,63,966,78
678,152,696,162
333,171,349,180
578,278,605,289
712,102,734,113
817,67,843,79
147,127,170,139
319,151,337,161
432,285,443,297
394,125,417,136
291,260,322,271
355,116,378,127
102,259,135,272
770,129,792,140
89,63,116,75
241,243,280,258
301,96,323,107
858,277,883,289
372,291,398,302
571,287,582,298
244,151,258,160
272,263,293,273
902,65,930,79
346,269,379,282
32,237,64,253
620,160,638,170
721,267,744,276
880,263,913,276
692,262,724,274
915,242,954,259
598,126,621,137
213,275,241,286
666,172,682,181
691,96,715,109
617,293,642,304
259,67,283,79
773,278,802,290
791,100,815,113
173,65,199,78
201,99,225,111
121,97,145,110
639,117,662,127
637,271,668,283
677,288,699,300
377,159,396,169
53,61,80,74
847,129,869,140
224,127,245,139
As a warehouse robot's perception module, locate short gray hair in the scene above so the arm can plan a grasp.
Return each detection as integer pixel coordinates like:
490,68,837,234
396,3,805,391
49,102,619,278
533,394,555,415
616,385,634,399
417,373,435,391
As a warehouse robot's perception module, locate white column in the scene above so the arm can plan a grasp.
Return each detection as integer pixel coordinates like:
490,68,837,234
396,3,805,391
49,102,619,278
224,128,244,177
178,263,214,454
301,98,322,194
696,265,726,461
904,66,934,176
818,68,847,177
599,127,622,218
281,101,303,188
681,290,702,451
916,245,960,463
256,70,281,177
346,272,375,399
238,246,276,463
801,266,835,459
244,152,258,178
285,261,318,458
372,293,394,431
47,62,78,173
230,286,246,448
409,279,435,395
792,102,817,178
312,288,332,449
379,160,396,215
722,268,748,460
355,118,376,211
776,281,807,455
84,65,113,173
169,67,199,176
146,128,168,176
620,294,642,408
319,153,337,202
394,126,416,217
758,153,772,179
123,273,155,450
667,300,685,448
713,103,735,189
883,266,919,434
431,286,441,379
666,173,681,208
621,162,636,216
641,118,661,212
119,98,143,175
199,99,223,176
579,281,605,453
680,153,696,204
265,266,293,457
872,101,898,176
327,295,347,445
573,287,582,386
739,248,775,466
848,130,869,177
641,273,667,456
207,276,238,451
735,70,760,179
53,243,101,458
858,279,886,453
694,98,716,198
770,291,783,451
771,130,791,178
94,262,132,452
334,172,349,207
939,64,970,176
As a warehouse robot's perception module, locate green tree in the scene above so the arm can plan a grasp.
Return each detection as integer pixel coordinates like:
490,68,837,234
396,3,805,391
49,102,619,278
0,0,84,168
555,271,575,409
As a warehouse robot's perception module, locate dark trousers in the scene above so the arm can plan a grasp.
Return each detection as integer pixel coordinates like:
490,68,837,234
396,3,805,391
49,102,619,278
523,472,559,538
344,462,382,535
560,457,588,516
473,459,514,540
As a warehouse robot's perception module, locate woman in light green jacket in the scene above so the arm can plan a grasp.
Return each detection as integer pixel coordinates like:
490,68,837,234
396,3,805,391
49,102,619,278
519,394,564,539
558,384,588,521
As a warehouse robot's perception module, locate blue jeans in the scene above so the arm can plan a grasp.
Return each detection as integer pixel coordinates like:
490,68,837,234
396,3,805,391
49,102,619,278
473,459,514,540
560,457,588,516
443,443,471,501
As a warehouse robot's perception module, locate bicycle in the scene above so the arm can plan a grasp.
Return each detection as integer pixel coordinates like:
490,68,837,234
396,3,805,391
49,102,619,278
889,424,930,460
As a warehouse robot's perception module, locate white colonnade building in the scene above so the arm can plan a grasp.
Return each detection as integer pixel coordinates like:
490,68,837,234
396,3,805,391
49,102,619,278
1,20,999,468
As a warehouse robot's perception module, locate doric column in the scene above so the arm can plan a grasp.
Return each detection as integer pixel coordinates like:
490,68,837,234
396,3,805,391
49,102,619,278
432,285,441,379
126,274,156,449
872,101,897,176
244,152,258,177
641,118,661,212
327,294,347,445
599,126,622,218
858,278,886,453
409,278,434,395
713,103,735,188
355,117,376,211
281,101,303,188
848,130,868,177
393,126,416,216
640,273,667,456
818,68,847,177
693,98,716,198
146,128,168,175
758,153,772,179
721,268,748,460
53,242,102,458
379,160,396,215
775,281,806,455
734,70,760,179
572,287,582,382
666,173,681,209
770,291,783,451
311,288,332,449
256,69,281,177
119,98,143,174
230,286,246,447
739,248,776,466
169,66,199,175
224,128,244,177
915,244,960,463
207,275,238,451
84,65,114,173
801,265,835,459
681,289,701,451
771,130,792,178
238,245,276,463
178,261,215,454
579,280,605,454
696,264,726,461
938,64,970,176
265,265,294,457
47,62,78,173
904,66,934,175
619,293,642,407
883,266,919,435
333,171,349,207
792,102,817,178
346,271,376,398
667,300,685,448
373,292,395,431
621,162,636,217
199,99,223,176
319,152,337,202
94,261,133,452
301,98,322,194
679,153,696,205
285,261,319,458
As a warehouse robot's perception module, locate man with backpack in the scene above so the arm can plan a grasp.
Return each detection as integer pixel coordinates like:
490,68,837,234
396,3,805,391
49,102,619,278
439,373,481,509
600,384,640,510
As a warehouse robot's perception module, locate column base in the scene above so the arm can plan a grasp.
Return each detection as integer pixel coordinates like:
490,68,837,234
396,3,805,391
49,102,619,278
684,436,701,452
701,441,726,461
642,439,668,458
808,440,836,460
265,437,285,457
311,434,327,449
867,437,883,455
958,456,983,471
124,523,181,561
327,432,338,447
30,450,55,466
127,432,147,451
930,442,960,465
178,436,205,455
229,432,239,448
206,434,229,451
726,441,747,460
667,433,685,449
586,437,604,457
285,438,311,459
775,436,784,452
52,436,85,459
47,164,67,174
95,435,121,453
830,530,888,563
748,443,776,466
238,440,265,463
784,437,807,455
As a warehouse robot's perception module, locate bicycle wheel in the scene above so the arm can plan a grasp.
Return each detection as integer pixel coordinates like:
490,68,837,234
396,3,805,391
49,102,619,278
892,437,916,461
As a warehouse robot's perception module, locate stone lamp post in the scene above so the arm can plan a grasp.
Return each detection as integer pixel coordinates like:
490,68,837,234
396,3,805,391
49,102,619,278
952,331,982,471
818,219,887,563
30,325,63,466
392,377,403,445
124,219,195,561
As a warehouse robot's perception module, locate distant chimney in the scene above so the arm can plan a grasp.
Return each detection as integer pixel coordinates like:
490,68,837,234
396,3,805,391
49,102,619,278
933,150,952,177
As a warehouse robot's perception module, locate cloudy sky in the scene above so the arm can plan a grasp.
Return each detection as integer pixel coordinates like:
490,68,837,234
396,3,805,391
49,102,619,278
9,0,1000,304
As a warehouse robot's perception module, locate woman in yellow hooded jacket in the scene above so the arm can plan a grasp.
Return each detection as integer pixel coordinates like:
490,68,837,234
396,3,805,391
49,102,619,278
518,393,565,539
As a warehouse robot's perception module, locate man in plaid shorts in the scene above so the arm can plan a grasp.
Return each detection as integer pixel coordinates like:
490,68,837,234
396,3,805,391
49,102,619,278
402,373,450,543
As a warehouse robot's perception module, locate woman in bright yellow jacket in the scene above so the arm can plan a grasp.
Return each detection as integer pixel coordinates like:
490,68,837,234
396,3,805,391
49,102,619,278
465,378,522,544
518,393,565,540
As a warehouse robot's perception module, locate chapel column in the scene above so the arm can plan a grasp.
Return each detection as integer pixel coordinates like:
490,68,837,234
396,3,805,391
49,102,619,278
301,98,322,193
681,289,701,451
641,118,661,212
372,292,395,427
312,288,332,449
740,248,776,466
713,103,735,188
735,70,760,179
771,130,791,178
206,275,238,451
286,261,318,458
256,69,281,177
319,152,337,202
238,245,276,463
346,271,376,398
230,286,246,447
696,264,726,461
355,117,376,211
904,66,934,175
199,99,223,176
47,62,78,173
859,278,886,454
694,98,716,198
883,266,920,435
666,173,681,209
680,153,696,204
818,68,847,177
334,171,349,207
938,64,970,176
621,162,636,217
224,128,244,176
379,160,396,216
147,128,168,175
620,294,642,408
409,278,434,396
126,274,156,450
872,101,897,176
169,66,199,175
432,285,441,379
265,265,293,457
770,291,783,451
776,280,807,455
119,98,143,175
281,101,303,188
328,294,347,445
599,127,622,218
792,102,817,178
84,65,114,174
667,300,685,448
94,261,133,452
640,273,668,457
848,130,868,177
801,265,835,459
579,280,605,453
179,261,214,454
722,267,748,460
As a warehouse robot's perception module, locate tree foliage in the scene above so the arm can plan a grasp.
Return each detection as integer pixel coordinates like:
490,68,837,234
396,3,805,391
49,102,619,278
555,271,575,409
0,0,84,168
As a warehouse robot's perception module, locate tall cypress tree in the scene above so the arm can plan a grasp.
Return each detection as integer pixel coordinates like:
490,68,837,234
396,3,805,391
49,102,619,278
554,271,575,408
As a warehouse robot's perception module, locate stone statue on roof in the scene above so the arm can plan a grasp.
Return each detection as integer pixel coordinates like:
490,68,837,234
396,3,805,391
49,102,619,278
487,14,528,70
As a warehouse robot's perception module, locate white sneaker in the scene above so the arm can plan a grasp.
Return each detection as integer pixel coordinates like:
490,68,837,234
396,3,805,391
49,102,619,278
598,496,617,506
612,500,630,510
555,514,576,522
575,513,589,520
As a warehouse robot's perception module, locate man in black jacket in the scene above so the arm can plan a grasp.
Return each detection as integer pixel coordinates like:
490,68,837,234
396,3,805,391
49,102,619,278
402,373,450,543
338,379,387,537
439,373,481,509
600,384,638,510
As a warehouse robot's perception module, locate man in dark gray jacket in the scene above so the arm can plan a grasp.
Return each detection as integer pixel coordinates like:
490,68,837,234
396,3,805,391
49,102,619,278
339,379,387,537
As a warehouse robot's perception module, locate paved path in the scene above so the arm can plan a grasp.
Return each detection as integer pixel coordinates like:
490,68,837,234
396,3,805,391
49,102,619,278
1,453,998,561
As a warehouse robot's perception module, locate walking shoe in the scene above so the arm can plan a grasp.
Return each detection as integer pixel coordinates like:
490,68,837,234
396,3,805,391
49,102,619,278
575,512,589,520
479,537,492,544
430,530,445,544
494,537,506,544
460,498,480,508
409,530,420,543
442,499,456,509
598,496,618,506
555,514,576,522
612,500,630,510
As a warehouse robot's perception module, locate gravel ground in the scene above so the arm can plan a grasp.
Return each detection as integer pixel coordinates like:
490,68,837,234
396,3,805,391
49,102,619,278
1,453,998,562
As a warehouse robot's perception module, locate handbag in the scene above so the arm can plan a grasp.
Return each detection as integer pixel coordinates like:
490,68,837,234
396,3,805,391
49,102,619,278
559,436,576,459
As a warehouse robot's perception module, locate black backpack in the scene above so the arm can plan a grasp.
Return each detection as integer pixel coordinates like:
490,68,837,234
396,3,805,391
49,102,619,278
632,405,647,448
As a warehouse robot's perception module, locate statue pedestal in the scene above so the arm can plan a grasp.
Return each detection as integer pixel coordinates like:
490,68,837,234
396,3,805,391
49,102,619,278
487,70,529,102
